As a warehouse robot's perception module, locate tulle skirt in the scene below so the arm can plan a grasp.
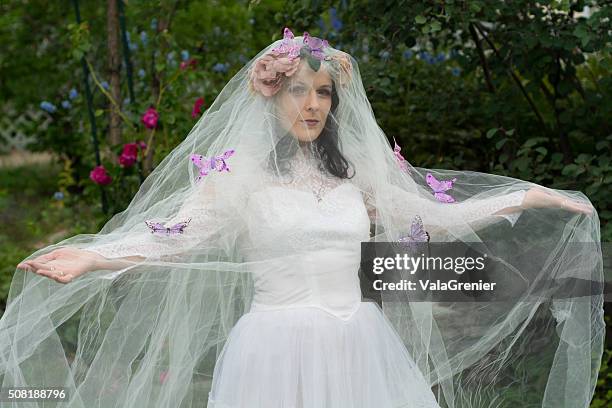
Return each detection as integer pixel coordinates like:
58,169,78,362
207,301,441,408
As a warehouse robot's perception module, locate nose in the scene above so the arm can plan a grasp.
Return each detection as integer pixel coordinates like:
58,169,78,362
304,89,319,112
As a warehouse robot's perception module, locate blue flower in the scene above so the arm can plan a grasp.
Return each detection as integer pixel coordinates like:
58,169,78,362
101,81,110,90
330,8,343,31
138,69,146,78
419,51,435,64
61,100,72,109
166,51,176,62
181,50,190,61
212,62,229,73
403,50,413,59
53,191,64,200
436,52,446,63
150,18,158,31
69,88,78,99
40,101,57,113
317,17,326,32
140,31,148,45
451,67,461,76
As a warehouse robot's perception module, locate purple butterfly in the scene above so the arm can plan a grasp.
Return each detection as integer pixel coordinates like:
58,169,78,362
393,137,410,174
303,32,329,60
271,27,301,59
190,149,235,181
145,218,192,235
426,173,457,203
398,215,430,250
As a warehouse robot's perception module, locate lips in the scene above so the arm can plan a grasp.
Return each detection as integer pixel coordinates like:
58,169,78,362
303,119,320,125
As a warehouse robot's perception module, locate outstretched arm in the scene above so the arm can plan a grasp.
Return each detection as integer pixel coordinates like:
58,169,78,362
19,176,236,282
365,184,593,240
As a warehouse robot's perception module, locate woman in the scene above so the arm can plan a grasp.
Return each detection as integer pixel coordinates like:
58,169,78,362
4,28,603,407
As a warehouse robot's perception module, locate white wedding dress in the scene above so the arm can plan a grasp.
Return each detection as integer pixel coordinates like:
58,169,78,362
87,151,525,408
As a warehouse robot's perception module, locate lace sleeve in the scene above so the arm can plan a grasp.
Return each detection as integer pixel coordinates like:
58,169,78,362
374,184,526,238
84,178,232,279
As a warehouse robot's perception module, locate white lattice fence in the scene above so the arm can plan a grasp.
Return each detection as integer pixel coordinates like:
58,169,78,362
0,103,52,153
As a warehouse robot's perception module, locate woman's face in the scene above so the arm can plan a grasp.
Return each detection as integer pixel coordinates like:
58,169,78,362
276,61,333,143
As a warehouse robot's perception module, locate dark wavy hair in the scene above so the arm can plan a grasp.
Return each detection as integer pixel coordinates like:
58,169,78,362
267,80,355,179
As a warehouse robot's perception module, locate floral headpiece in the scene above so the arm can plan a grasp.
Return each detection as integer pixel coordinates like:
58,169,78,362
249,27,353,97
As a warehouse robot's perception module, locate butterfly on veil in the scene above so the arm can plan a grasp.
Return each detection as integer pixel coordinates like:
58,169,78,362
392,137,411,174
426,173,457,203
190,149,235,181
145,218,192,235
397,215,430,251
271,27,301,59
303,31,329,61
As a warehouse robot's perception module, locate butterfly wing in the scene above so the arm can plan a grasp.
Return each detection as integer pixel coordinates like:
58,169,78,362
409,215,430,242
434,192,456,203
426,173,444,193
145,220,166,233
168,218,192,234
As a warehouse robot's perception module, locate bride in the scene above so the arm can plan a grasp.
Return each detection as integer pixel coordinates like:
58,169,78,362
5,28,603,408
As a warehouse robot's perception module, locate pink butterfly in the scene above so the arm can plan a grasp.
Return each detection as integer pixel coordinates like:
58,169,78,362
190,149,235,180
393,137,410,173
303,32,329,60
145,218,192,235
271,27,301,59
426,173,457,203
398,215,430,250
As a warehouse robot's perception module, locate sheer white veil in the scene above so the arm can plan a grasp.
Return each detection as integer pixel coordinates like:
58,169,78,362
0,28,604,408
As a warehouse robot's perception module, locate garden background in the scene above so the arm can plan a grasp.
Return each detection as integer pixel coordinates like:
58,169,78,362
0,0,610,405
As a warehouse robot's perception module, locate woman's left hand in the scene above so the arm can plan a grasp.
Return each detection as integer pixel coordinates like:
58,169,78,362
522,187,594,215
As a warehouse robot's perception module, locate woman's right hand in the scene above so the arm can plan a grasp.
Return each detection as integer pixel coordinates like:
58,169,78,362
17,248,106,284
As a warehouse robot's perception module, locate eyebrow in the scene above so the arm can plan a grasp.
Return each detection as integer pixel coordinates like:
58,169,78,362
292,81,332,88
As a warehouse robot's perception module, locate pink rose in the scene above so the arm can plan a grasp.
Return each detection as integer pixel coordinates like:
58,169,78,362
249,53,301,97
191,97,205,118
118,142,147,167
118,153,136,167
89,165,112,185
141,107,159,129
118,143,139,167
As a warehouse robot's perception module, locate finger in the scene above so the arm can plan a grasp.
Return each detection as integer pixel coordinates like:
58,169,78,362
37,270,73,284
18,262,36,272
27,260,56,271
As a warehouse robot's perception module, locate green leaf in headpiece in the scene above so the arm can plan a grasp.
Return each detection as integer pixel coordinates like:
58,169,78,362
300,47,321,72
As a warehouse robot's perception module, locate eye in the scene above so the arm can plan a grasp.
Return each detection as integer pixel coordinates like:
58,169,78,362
317,89,332,96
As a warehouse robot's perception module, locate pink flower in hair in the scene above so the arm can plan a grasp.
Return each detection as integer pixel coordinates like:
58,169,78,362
249,53,301,97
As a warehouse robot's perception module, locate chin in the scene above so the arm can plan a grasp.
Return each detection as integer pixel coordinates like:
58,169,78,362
293,128,323,143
